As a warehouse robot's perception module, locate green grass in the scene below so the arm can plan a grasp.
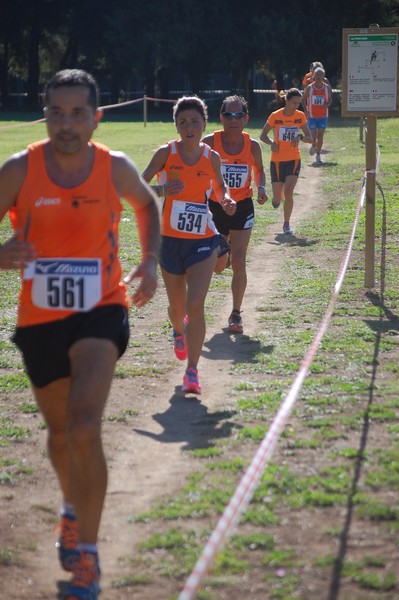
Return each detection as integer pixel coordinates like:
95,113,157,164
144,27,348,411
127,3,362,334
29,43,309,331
1,115,399,598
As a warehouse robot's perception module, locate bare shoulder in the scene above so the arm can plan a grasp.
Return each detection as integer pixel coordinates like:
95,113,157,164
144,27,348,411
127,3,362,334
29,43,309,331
202,134,214,148
209,147,221,162
1,149,28,174
110,150,138,178
0,150,29,206
250,138,262,153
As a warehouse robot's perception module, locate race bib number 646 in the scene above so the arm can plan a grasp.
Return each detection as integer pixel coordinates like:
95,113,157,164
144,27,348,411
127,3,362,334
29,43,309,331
31,258,102,311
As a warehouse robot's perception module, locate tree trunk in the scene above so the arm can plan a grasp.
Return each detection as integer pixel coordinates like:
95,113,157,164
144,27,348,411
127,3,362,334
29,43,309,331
26,2,42,110
0,38,10,109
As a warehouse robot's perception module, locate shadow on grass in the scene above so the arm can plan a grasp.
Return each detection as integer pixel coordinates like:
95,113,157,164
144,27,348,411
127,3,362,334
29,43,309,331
272,232,319,246
133,392,239,450
202,331,273,364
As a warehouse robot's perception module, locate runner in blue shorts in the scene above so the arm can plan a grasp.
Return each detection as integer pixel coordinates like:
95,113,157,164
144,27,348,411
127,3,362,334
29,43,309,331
142,95,235,394
302,67,332,164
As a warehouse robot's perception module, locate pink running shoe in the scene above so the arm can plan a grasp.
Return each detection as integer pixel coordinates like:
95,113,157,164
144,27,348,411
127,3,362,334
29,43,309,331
173,315,188,360
182,367,201,394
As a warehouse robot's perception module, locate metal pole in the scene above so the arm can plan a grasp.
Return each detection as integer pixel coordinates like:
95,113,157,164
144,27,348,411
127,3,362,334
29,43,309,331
143,94,147,127
364,116,377,287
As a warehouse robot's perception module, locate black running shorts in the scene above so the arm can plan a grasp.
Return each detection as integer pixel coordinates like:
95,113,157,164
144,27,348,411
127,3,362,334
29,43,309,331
208,197,254,236
270,159,301,183
12,304,130,388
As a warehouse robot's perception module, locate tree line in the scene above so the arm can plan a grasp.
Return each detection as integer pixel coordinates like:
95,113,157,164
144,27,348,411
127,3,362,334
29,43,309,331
1,0,397,110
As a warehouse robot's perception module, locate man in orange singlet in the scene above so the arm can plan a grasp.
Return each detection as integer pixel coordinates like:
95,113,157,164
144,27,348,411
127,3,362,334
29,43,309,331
0,69,160,599
203,95,268,334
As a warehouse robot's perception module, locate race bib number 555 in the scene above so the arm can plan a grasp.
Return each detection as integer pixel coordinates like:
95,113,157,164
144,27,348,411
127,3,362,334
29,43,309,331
31,258,102,311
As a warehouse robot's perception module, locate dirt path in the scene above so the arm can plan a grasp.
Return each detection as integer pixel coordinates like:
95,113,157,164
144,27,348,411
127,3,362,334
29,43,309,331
1,156,325,599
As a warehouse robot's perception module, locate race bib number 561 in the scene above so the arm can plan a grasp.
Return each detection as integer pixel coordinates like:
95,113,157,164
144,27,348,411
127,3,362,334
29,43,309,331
31,258,102,311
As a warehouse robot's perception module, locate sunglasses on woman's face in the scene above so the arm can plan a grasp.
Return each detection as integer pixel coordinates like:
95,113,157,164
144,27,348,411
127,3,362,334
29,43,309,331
221,111,247,120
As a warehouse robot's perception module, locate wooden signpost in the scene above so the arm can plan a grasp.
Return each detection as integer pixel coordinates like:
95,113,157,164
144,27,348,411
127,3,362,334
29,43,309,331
341,25,399,287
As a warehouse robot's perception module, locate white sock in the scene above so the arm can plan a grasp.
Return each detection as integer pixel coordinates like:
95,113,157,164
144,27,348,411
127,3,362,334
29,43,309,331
78,543,98,556
61,502,76,518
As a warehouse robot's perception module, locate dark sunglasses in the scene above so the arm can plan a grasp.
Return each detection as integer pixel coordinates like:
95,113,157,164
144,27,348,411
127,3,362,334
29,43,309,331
221,111,247,120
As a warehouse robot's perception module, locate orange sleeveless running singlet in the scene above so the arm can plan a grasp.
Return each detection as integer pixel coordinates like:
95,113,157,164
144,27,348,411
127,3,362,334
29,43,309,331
209,131,254,202
9,140,128,326
266,108,307,162
157,141,218,239
307,82,330,119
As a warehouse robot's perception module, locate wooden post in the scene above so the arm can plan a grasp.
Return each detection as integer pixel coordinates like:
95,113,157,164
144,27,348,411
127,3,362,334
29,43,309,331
364,116,377,287
359,117,364,143
143,95,147,127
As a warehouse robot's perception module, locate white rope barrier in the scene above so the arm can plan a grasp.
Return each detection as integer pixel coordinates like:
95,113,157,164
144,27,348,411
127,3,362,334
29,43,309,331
0,90,344,132
178,161,376,599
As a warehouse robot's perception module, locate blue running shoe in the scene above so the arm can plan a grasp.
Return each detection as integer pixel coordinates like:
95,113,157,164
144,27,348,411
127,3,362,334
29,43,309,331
56,513,80,572
64,551,101,599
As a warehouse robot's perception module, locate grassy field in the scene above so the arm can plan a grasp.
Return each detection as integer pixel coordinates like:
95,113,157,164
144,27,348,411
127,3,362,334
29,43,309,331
1,114,399,599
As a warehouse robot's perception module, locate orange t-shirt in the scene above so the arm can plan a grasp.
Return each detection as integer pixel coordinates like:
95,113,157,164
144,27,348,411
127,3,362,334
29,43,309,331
209,131,254,202
266,108,307,162
157,141,219,239
307,82,330,118
9,140,128,326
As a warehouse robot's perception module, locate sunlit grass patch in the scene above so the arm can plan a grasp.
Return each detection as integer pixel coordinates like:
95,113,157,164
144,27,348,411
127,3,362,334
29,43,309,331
114,363,168,378
191,447,224,458
0,417,31,440
0,373,30,391
0,457,33,484
20,402,39,414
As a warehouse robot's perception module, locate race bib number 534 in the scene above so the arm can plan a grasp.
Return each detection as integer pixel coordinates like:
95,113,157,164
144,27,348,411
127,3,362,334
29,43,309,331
31,258,102,311
170,200,207,235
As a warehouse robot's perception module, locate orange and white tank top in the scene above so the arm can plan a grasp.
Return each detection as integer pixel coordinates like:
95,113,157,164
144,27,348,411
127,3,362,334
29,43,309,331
9,140,128,327
210,131,254,202
157,141,218,239
267,108,307,162
307,82,330,118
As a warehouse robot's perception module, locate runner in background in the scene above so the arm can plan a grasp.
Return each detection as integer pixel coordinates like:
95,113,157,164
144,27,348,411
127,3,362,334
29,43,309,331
260,88,313,236
142,95,236,394
302,61,324,88
202,95,268,334
302,67,332,164
0,69,160,599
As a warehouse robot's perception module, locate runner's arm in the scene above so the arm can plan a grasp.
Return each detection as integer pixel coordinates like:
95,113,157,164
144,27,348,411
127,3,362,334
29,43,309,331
250,140,268,205
260,122,278,152
141,145,184,197
111,151,160,307
0,152,36,270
